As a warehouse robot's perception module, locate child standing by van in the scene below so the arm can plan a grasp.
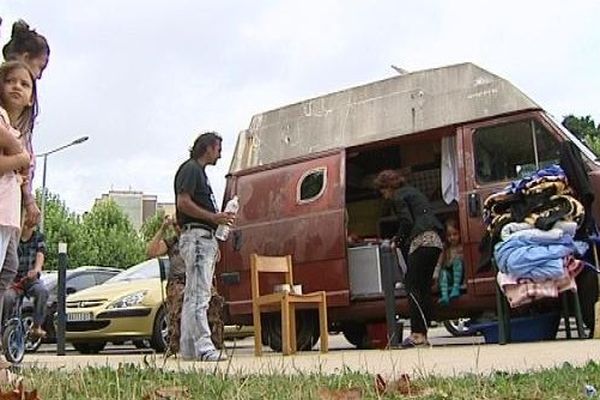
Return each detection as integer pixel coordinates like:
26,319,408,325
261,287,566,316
438,219,464,305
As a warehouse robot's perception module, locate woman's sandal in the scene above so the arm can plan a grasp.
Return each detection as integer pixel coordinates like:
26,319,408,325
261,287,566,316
400,336,430,348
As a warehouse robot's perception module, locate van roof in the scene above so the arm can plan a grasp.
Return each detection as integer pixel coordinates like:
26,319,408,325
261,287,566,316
229,62,540,173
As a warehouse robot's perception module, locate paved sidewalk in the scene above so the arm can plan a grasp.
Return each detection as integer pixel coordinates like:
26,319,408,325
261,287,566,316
22,339,600,377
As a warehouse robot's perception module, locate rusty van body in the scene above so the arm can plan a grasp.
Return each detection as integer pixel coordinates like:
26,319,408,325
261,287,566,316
216,62,600,349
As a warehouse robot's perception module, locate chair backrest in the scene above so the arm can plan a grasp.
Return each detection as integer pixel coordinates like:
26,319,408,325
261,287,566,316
250,254,294,300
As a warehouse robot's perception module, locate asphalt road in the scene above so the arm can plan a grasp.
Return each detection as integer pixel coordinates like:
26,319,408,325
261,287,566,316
32,325,483,356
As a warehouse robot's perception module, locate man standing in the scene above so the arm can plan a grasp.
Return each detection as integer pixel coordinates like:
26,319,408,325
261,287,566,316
174,131,234,362
3,222,49,339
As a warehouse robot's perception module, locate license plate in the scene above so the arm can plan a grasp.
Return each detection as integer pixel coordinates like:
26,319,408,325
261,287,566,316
67,312,93,322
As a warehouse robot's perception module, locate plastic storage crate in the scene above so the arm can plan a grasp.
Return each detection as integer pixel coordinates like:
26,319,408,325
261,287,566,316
471,313,560,344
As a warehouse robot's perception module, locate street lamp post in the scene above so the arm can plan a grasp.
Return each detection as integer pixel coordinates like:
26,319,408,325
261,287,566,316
38,136,89,233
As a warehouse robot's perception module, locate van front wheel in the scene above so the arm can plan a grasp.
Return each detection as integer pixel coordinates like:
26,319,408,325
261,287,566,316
341,323,371,349
264,311,319,352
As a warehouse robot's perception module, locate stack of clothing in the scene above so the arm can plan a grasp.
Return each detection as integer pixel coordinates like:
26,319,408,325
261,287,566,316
483,165,589,308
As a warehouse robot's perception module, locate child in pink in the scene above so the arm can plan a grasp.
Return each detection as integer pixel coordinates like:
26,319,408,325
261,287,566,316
0,60,38,366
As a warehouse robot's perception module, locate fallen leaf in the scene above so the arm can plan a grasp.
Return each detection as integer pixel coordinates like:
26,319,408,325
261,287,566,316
142,386,189,400
375,373,424,397
0,382,41,400
318,387,362,400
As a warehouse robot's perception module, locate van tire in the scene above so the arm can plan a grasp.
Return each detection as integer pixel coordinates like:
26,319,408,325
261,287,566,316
342,323,371,349
264,311,319,352
443,318,473,337
576,266,597,336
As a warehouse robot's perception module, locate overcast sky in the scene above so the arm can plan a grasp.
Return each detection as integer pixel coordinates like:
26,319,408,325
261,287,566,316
3,1,599,213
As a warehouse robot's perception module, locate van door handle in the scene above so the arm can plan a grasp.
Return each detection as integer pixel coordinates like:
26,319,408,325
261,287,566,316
233,230,242,252
468,193,481,217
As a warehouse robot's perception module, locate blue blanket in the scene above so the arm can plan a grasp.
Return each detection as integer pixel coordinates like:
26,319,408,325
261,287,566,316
494,233,588,280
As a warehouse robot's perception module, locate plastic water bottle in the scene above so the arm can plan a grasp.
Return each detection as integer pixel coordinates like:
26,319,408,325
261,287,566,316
215,195,239,241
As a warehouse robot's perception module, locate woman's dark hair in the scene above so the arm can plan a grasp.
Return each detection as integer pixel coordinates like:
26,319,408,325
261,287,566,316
373,169,406,190
0,60,38,136
2,20,50,62
189,131,222,159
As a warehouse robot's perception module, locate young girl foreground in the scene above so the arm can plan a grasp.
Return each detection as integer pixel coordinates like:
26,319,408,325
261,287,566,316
0,61,38,365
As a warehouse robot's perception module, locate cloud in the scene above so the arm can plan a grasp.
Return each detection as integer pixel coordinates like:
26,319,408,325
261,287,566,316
3,0,599,214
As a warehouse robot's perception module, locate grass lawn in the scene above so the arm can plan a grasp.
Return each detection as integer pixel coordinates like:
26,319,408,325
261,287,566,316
12,360,600,399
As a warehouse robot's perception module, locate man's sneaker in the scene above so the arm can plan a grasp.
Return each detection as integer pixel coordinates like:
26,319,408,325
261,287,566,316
200,349,227,362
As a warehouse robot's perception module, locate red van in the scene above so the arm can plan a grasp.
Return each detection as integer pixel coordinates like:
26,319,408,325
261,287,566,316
216,62,600,350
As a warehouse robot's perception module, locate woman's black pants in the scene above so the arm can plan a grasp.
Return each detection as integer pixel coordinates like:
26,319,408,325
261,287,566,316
405,246,442,334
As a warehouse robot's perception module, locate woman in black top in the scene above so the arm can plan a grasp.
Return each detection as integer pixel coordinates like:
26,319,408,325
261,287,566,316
374,169,443,347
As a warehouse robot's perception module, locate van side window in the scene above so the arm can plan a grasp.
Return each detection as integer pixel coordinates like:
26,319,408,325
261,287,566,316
298,168,327,203
474,119,559,184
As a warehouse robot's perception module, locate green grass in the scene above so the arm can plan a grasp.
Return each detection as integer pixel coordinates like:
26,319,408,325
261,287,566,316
13,361,600,399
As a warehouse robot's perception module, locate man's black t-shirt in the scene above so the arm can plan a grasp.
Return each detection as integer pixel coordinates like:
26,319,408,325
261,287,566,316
174,158,218,228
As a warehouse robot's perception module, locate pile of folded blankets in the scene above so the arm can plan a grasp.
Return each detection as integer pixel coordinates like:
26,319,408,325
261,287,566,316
483,165,589,308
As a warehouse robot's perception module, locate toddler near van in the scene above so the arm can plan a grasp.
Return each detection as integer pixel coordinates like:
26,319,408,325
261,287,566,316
438,219,464,305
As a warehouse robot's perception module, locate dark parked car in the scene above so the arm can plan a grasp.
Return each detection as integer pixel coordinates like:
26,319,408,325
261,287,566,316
22,266,122,352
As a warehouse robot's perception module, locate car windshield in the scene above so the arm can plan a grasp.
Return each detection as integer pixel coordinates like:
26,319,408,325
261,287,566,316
105,258,168,283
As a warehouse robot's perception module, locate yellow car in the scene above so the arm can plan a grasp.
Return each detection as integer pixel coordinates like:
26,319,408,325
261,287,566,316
65,258,253,354
66,258,170,354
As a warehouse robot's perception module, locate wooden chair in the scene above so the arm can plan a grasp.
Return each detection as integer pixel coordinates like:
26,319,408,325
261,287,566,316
250,253,328,356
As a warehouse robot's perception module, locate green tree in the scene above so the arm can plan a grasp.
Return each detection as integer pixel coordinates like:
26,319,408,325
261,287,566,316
140,209,166,243
76,200,146,269
36,190,81,270
562,114,600,156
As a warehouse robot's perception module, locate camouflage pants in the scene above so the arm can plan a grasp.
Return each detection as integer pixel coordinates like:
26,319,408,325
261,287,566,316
166,279,225,353
166,279,185,354
208,291,224,349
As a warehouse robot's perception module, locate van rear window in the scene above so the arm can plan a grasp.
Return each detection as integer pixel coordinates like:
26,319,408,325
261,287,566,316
474,119,559,184
298,168,326,203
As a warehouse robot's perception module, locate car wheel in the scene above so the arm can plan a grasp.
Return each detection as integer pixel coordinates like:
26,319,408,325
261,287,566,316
72,342,106,354
22,313,42,353
342,322,372,349
150,307,168,352
133,339,151,349
264,310,319,353
443,318,473,337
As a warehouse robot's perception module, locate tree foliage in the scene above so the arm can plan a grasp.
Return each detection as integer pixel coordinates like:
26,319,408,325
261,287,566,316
562,114,600,156
39,191,147,270
37,190,80,270
76,200,146,269
140,208,166,243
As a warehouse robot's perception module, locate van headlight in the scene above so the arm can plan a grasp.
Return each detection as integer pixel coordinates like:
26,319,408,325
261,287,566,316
107,291,147,309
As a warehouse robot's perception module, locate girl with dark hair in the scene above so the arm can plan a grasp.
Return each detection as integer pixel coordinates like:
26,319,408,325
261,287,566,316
437,218,464,305
3,20,50,80
2,20,50,227
374,169,443,347
0,60,37,365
